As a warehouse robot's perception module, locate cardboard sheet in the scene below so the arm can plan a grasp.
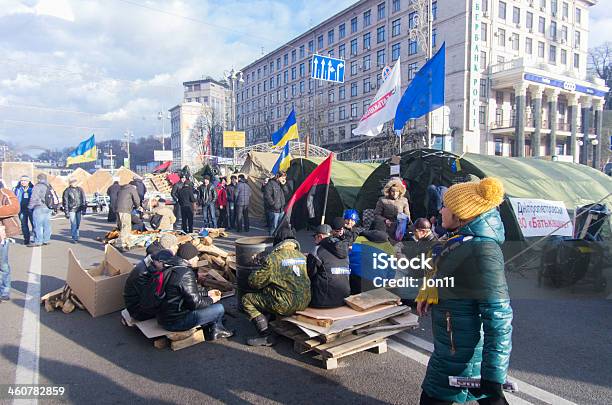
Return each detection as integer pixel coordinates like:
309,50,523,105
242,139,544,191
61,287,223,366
295,304,397,321
344,288,401,311
121,309,168,339
285,305,408,335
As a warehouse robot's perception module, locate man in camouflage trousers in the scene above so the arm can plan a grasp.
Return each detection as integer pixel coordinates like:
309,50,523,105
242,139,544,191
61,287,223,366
243,228,311,347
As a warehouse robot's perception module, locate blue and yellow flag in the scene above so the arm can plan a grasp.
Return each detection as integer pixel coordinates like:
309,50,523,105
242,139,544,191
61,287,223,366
271,109,298,148
271,142,291,174
66,135,97,166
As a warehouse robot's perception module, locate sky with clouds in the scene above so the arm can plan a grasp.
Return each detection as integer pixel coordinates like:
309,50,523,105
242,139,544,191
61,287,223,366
0,0,609,154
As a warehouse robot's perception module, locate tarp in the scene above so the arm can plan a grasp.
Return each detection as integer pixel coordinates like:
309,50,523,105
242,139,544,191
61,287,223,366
355,149,612,241
287,157,379,229
239,152,280,221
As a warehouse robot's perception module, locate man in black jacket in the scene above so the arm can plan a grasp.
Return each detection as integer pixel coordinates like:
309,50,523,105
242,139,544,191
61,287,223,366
157,243,233,340
171,175,189,228
129,176,147,206
235,174,251,232
263,171,291,235
106,177,121,223
177,180,197,233
226,175,238,230
198,175,217,228
306,218,352,308
115,183,141,250
123,249,179,321
62,178,87,243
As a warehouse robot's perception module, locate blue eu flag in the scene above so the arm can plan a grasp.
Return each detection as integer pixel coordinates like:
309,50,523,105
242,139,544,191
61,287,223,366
394,43,445,131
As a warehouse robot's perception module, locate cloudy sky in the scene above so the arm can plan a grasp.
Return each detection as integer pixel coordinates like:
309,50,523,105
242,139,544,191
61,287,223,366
0,0,609,154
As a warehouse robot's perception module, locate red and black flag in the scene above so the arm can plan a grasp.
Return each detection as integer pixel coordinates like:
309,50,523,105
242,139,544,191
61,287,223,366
276,153,333,233
153,161,172,174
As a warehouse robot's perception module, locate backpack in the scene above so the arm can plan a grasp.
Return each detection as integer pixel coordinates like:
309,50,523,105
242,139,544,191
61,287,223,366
149,213,163,230
140,267,175,312
44,185,60,210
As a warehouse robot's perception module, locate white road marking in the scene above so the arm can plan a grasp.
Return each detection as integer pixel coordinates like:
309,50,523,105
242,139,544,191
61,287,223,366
13,246,42,405
391,332,577,405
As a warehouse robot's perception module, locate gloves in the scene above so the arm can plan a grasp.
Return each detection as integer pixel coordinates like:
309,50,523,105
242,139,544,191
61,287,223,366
468,380,506,400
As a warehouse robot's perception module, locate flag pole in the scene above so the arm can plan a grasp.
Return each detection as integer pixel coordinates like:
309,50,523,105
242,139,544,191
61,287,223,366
320,153,332,225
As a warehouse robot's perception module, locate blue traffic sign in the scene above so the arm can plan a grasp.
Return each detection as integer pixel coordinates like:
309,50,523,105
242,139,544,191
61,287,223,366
311,54,345,83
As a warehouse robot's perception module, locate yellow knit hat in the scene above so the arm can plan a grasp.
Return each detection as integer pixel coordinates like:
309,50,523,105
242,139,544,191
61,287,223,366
443,177,505,220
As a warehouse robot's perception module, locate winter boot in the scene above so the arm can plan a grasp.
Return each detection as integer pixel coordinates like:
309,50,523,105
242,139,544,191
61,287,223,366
246,315,277,347
206,323,234,341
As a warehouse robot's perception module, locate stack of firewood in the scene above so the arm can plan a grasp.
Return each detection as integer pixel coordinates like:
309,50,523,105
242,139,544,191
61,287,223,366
41,284,85,314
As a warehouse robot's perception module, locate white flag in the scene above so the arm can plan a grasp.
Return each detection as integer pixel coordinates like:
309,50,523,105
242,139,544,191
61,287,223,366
352,58,402,137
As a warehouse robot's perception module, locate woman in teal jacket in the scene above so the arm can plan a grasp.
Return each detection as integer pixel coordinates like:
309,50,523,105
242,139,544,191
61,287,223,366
417,178,513,405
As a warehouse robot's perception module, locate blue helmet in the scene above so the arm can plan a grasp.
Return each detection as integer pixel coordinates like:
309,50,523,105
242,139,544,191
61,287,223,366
343,209,359,222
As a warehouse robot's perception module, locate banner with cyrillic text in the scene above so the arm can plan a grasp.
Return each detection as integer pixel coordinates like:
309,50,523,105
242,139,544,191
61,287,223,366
509,198,573,238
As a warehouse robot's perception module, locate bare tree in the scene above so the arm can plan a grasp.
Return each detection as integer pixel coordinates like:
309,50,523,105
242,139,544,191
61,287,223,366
190,104,225,167
589,42,612,109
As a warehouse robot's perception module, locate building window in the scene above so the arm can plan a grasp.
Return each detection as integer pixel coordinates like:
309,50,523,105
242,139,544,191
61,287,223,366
392,43,401,61
364,10,371,26
495,138,503,155
363,54,371,70
526,12,533,30
481,23,487,42
317,35,323,49
291,67,296,80
392,18,401,37
408,62,418,79
538,17,545,34
550,21,557,40
499,1,506,20
339,126,346,140
351,82,358,97
284,87,288,99
549,44,556,63
351,38,358,55
551,0,558,14
299,63,305,77
270,78,274,89
574,30,580,48
561,25,568,42
409,39,418,55
498,28,506,46
393,0,401,13
480,50,487,70
328,110,335,123
378,2,385,20
308,40,314,53
377,49,386,66
480,78,487,96
432,1,437,20
291,84,296,97
538,41,545,58
376,73,383,87
573,53,579,68
575,7,581,25
300,81,305,93
351,61,358,75
432,28,437,47
339,44,346,59
339,85,346,100
496,91,504,105
363,33,371,50
363,99,370,113
351,103,358,117
377,26,385,43
540,0,546,8
512,6,520,24
270,61,274,73
291,49,296,63
299,45,305,58
284,70,288,83
339,23,346,39
328,29,334,45
479,106,486,125
562,2,568,19
560,49,567,65
284,54,289,66
363,77,371,93
328,49,334,57
339,106,346,119
408,11,417,29
351,17,358,33
525,37,533,54
512,33,519,51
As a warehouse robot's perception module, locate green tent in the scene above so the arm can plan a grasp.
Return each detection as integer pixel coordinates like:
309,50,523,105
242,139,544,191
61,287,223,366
355,149,612,241
287,158,379,229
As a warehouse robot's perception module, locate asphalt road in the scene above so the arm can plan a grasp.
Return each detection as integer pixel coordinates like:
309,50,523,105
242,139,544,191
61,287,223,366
1,213,610,404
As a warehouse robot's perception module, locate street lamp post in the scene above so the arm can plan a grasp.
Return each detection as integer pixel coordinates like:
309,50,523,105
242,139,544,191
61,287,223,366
158,111,171,151
124,130,134,169
224,68,244,170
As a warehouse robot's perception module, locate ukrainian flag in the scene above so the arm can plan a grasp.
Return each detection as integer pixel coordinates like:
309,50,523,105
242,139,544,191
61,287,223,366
66,135,97,166
271,142,291,174
271,109,298,148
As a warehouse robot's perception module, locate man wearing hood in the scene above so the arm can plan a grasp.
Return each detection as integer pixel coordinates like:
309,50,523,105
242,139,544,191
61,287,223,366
307,218,351,308
242,225,310,346
129,176,147,206
115,181,140,250
374,177,411,241
107,177,121,222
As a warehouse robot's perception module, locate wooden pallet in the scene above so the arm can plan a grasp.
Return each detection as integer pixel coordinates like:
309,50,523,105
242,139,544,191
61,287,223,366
271,320,399,370
121,309,205,351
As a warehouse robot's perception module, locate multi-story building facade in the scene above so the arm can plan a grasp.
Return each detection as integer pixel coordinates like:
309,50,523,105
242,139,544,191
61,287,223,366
170,78,232,170
236,0,607,165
